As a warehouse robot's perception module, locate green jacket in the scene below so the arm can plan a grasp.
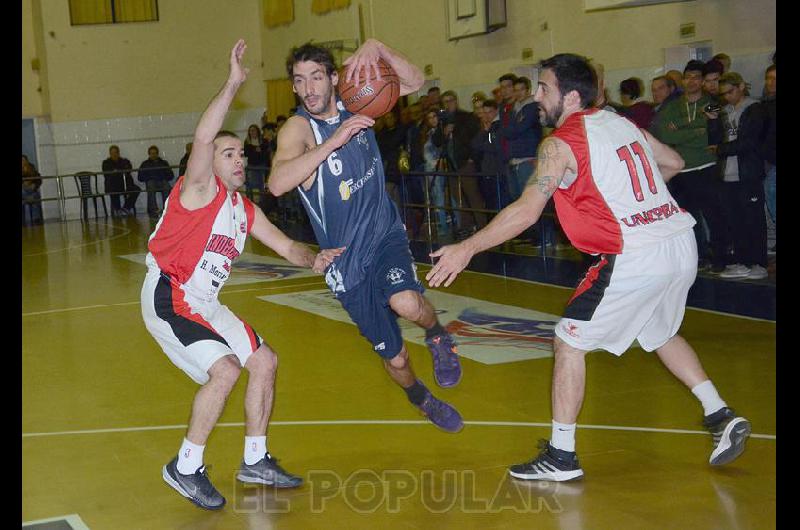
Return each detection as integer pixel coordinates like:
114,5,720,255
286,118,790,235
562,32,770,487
649,94,716,170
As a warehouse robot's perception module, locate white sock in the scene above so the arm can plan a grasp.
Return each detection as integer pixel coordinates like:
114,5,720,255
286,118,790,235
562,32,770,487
177,438,205,475
244,435,267,465
550,420,577,452
691,380,727,416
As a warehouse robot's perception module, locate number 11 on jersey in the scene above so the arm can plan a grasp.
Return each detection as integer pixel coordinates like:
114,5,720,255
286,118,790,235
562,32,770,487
617,141,657,202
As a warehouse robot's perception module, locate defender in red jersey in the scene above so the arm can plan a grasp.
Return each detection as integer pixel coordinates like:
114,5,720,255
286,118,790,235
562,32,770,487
427,54,750,481
142,40,343,510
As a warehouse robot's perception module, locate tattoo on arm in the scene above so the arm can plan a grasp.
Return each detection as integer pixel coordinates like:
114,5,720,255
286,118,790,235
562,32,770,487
525,139,563,198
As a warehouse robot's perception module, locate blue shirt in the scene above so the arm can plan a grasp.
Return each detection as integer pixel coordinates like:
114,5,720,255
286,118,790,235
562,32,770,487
294,100,404,294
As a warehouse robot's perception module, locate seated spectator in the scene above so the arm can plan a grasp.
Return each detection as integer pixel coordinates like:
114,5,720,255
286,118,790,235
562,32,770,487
137,145,174,219
712,72,768,280
702,59,725,101
619,77,655,129
102,145,141,217
22,154,43,225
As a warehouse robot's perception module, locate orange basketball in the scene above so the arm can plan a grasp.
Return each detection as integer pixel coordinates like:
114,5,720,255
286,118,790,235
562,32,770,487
337,59,400,118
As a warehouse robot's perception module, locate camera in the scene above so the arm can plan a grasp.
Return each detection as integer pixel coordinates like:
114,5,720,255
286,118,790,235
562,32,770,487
704,102,721,114
437,108,453,126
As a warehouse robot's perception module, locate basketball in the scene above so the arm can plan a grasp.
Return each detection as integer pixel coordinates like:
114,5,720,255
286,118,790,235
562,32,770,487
337,59,400,118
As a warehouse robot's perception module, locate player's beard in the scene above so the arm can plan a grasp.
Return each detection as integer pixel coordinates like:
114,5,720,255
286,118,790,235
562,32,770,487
303,82,336,117
539,96,564,128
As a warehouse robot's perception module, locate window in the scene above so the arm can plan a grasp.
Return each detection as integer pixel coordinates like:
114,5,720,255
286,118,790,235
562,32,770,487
69,0,158,26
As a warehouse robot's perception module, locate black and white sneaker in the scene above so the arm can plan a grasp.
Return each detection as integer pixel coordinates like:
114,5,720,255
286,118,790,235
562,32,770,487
508,440,584,482
162,456,226,510
237,452,303,488
704,407,751,465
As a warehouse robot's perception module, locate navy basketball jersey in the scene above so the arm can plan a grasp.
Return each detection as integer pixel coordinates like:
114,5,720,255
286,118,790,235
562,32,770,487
294,100,404,294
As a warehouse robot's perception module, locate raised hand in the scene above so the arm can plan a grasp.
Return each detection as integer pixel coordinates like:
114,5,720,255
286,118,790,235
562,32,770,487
229,39,250,85
313,247,346,273
342,38,383,85
327,114,375,150
425,242,474,288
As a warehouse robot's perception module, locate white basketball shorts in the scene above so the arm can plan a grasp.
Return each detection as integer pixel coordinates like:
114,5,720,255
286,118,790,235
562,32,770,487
554,229,697,355
141,271,263,384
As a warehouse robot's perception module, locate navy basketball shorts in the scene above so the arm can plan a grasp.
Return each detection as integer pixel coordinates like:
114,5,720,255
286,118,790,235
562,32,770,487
337,230,424,360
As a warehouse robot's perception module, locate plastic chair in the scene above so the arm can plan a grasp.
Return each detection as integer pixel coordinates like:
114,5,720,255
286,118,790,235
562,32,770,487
74,171,108,220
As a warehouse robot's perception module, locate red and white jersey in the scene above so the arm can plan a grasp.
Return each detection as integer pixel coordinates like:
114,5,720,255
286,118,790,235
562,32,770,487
145,175,255,303
551,108,695,255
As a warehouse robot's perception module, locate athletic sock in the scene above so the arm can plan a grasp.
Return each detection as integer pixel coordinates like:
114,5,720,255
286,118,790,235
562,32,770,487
404,380,428,406
691,380,728,417
244,436,267,465
550,421,577,453
177,438,205,475
425,322,446,340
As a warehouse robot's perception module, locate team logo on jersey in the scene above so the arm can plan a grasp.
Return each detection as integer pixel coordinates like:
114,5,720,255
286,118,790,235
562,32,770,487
387,267,406,285
560,321,580,339
240,221,246,233
356,130,368,148
339,179,354,201
325,263,346,293
374,342,386,351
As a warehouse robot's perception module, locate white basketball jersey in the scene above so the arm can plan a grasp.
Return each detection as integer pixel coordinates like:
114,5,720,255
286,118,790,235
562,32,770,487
551,109,696,254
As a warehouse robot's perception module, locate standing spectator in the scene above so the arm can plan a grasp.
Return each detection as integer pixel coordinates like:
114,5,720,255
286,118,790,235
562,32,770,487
419,109,450,237
665,70,685,97
377,109,408,214
102,145,141,217
427,86,441,110
138,145,175,219
650,75,679,114
178,142,192,178
471,91,488,118
243,124,271,210
713,53,732,73
761,65,776,250
21,154,43,225
433,90,485,235
713,72,768,279
619,77,655,129
497,73,518,165
469,99,505,211
702,59,725,101
592,62,621,113
651,60,727,272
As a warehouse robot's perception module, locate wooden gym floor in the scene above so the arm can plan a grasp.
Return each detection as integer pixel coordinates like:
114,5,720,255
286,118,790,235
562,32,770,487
22,216,775,529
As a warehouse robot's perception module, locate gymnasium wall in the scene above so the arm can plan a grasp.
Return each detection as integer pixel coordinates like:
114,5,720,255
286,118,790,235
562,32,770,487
261,0,775,108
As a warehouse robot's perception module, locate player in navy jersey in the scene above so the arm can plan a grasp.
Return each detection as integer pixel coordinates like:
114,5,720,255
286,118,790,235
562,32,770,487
269,40,464,433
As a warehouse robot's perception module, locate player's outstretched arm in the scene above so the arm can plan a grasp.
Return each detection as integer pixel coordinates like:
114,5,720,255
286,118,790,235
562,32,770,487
342,39,424,96
268,114,374,196
249,206,344,272
642,129,685,182
426,137,572,288
182,40,249,202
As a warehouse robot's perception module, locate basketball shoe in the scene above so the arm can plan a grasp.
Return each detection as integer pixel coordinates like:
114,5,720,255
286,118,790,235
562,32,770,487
237,452,303,488
703,407,751,465
416,385,464,433
508,440,584,482
162,456,226,510
425,333,462,388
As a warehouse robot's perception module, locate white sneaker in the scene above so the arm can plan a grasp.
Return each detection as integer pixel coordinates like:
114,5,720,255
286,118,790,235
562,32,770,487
719,264,751,279
746,265,768,280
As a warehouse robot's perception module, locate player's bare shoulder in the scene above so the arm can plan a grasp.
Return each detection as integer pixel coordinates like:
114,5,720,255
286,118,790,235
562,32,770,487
526,136,574,198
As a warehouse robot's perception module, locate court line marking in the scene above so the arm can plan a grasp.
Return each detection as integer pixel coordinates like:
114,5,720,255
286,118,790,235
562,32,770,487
22,513,90,529
21,420,775,440
21,280,325,317
415,265,776,323
22,221,133,257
